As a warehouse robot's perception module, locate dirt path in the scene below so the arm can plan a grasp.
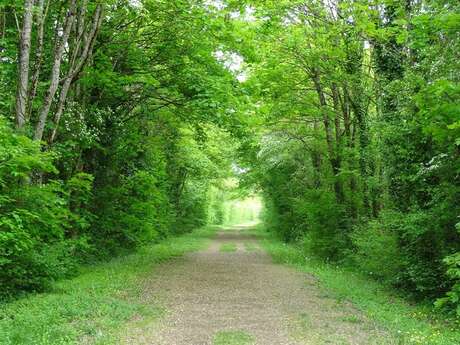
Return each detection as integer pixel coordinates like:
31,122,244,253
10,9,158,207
122,226,394,345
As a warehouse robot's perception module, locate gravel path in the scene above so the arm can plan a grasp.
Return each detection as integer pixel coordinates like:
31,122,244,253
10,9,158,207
122,226,395,345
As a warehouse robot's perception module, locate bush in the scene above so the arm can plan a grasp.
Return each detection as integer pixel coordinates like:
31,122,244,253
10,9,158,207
0,117,93,297
435,251,460,318
92,170,173,255
174,179,209,232
396,210,452,298
261,186,349,261
350,212,402,283
435,223,460,318
295,190,348,261
350,209,457,299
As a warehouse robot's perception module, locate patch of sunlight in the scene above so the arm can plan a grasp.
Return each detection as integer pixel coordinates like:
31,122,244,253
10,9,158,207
222,195,263,226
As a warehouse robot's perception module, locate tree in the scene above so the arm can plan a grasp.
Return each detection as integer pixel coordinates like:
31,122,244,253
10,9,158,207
15,0,33,129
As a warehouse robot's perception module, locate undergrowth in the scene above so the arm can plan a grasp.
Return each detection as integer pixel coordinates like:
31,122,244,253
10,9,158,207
254,225,460,345
0,226,217,345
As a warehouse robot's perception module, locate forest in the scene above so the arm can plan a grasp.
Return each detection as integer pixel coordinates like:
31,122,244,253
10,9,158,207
0,0,459,342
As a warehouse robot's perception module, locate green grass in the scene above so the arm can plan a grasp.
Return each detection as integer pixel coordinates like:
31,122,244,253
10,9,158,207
0,226,218,345
255,225,460,345
220,243,237,252
213,330,255,345
339,314,363,324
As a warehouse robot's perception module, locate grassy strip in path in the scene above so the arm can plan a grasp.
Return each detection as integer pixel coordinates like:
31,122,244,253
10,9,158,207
0,226,218,345
244,242,258,252
220,243,238,252
254,225,460,345
213,330,255,345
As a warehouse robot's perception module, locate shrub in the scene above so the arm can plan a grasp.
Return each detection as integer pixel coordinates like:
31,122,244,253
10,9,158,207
350,212,402,282
435,251,460,318
174,179,209,232
435,223,460,318
92,170,173,255
350,209,456,299
0,117,93,296
296,190,348,261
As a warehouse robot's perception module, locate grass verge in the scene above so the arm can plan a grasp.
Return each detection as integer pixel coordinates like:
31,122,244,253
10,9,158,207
220,243,237,252
0,226,218,345
254,225,460,345
213,330,255,345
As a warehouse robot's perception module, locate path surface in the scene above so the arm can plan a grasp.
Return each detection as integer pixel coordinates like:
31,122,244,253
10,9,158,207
123,226,394,345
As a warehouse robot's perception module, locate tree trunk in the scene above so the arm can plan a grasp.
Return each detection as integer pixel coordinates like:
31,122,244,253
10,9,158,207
341,84,358,218
311,69,344,203
311,117,322,188
34,0,77,142
15,0,34,129
49,4,103,144
27,0,48,122
348,89,371,215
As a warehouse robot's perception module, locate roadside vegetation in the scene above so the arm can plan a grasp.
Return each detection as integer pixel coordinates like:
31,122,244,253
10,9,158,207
1,0,459,342
0,226,217,345
0,0,242,299
256,225,460,345
236,0,460,322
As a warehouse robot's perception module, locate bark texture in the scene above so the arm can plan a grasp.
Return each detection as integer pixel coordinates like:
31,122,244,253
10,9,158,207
15,0,34,129
34,0,77,141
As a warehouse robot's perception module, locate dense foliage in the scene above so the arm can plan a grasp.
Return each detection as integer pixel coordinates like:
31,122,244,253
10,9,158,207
233,0,460,316
1,0,459,321
0,0,241,297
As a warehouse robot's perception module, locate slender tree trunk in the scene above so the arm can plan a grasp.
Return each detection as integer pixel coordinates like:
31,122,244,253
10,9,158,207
15,0,34,129
311,117,322,188
34,0,77,141
1,10,6,41
27,0,49,122
348,89,371,215
173,169,188,215
341,84,358,218
49,4,103,143
331,82,346,203
49,77,72,143
331,83,342,151
342,85,351,145
312,69,344,203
